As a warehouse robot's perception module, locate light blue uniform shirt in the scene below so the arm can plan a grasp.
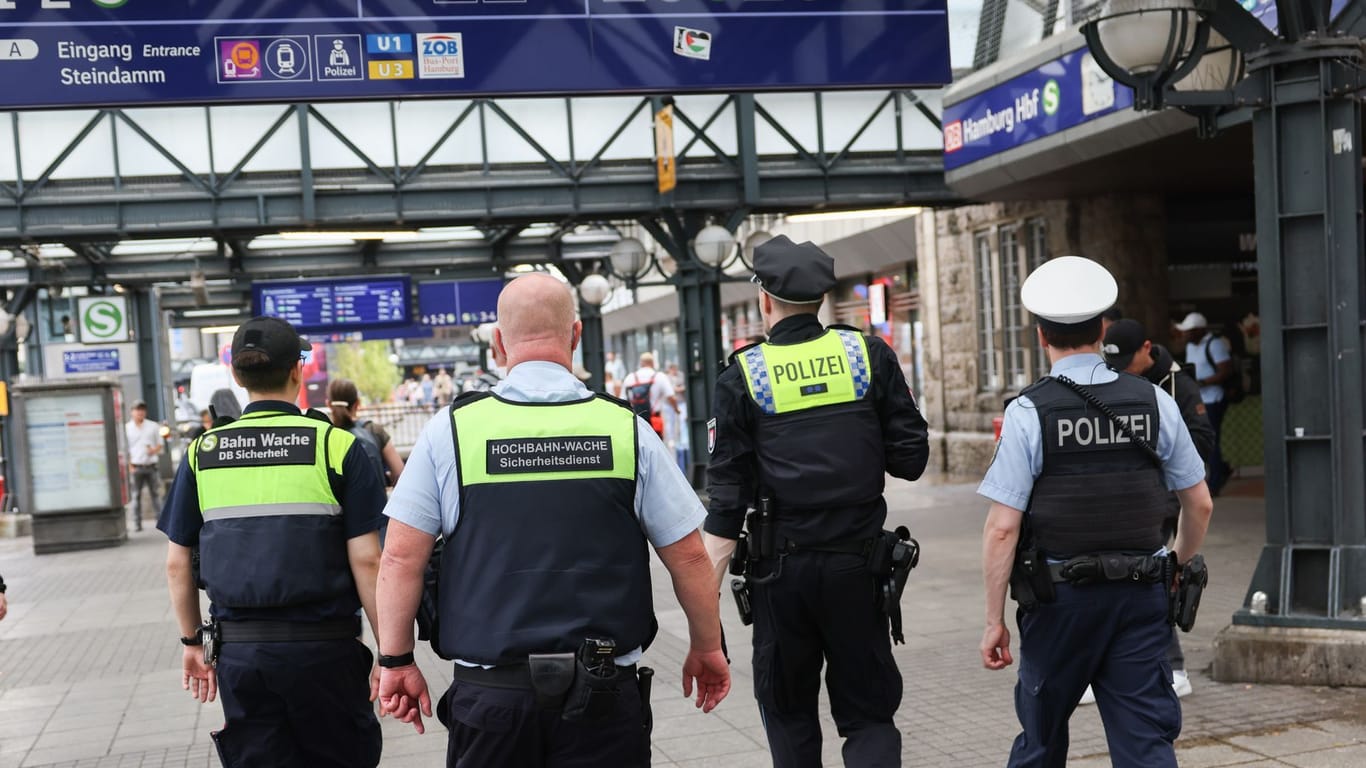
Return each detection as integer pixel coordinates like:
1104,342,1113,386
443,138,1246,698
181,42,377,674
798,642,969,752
383,360,706,665
978,353,1206,512
1187,333,1231,405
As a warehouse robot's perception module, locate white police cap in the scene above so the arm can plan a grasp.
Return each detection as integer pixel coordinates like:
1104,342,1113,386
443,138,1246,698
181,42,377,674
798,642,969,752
1020,256,1118,325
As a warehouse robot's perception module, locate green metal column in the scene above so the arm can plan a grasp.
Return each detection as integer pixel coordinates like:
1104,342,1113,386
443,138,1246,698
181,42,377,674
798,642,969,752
1236,38,1366,628
579,298,605,394
675,260,724,484
130,289,166,421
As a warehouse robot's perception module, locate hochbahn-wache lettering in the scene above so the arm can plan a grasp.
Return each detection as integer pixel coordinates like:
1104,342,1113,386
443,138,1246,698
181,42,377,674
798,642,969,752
0,0,951,109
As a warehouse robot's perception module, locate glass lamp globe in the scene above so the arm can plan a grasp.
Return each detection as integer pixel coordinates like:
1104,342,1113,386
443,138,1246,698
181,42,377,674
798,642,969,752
693,225,736,268
1096,0,1200,75
578,274,613,307
743,230,774,264
609,237,649,279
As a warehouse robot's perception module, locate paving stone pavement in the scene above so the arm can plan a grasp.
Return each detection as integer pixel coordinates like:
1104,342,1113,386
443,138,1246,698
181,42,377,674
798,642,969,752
0,478,1362,767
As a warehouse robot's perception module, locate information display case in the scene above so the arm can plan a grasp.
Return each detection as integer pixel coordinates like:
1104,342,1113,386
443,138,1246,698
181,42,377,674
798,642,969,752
11,381,128,554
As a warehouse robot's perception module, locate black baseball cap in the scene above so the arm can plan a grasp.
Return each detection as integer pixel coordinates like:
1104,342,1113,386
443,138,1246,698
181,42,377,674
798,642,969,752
751,235,836,304
1103,318,1147,371
231,316,311,372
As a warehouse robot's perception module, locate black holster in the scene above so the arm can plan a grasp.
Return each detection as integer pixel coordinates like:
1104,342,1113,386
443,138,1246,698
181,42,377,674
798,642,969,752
1170,554,1208,632
869,527,919,644
416,537,451,660
1010,545,1055,612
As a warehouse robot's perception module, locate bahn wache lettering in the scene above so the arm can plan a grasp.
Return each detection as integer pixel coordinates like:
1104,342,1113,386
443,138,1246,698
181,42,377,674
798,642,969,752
52,41,202,87
214,431,312,462
769,354,847,384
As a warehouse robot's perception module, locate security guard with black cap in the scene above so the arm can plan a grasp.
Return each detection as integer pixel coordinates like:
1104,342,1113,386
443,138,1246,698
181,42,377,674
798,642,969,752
159,316,386,768
977,257,1214,768
703,235,930,767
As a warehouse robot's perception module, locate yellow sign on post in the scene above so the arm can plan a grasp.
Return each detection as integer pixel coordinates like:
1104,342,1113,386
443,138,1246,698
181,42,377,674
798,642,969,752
655,104,676,195
0,381,8,417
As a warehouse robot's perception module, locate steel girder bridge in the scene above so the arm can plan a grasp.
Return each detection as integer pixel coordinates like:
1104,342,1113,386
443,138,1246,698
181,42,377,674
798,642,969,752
0,90,956,480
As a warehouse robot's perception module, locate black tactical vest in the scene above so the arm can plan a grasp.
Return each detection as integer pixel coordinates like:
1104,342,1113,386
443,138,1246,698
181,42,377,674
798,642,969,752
1023,373,1171,556
738,331,888,545
440,393,656,665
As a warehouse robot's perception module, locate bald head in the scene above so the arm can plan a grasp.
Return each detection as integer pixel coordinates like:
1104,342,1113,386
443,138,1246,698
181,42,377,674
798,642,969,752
493,274,580,370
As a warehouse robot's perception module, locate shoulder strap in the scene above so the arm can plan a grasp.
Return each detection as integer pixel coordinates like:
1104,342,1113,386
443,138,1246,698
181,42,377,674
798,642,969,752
1053,375,1162,469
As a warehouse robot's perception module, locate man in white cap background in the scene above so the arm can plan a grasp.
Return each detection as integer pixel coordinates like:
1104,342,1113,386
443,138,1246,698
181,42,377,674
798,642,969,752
1176,311,1234,495
977,256,1213,767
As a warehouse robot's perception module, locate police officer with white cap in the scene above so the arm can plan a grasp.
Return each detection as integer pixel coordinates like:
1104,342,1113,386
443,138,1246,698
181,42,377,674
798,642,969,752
704,235,929,767
977,256,1213,768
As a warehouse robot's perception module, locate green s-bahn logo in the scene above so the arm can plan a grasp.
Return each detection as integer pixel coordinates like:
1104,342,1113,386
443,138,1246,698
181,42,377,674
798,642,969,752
91,0,131,8
83,300,124,339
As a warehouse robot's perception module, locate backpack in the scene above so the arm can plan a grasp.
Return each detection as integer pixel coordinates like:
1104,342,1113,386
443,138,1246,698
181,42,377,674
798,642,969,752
349,420,389,486
626,374,655,420
1204,328,1247,405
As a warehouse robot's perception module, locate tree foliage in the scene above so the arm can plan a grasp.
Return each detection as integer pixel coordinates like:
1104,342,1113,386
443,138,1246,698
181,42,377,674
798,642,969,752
331,341,400,404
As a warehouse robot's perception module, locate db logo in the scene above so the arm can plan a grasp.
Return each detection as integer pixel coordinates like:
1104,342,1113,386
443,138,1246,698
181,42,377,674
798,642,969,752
943,121,964,153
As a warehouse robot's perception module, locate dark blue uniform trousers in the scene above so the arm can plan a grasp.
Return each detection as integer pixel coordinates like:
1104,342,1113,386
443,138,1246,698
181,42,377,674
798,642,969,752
751,551,903,768
437,675,649,767
212,639,382,768
1008,581,1181,768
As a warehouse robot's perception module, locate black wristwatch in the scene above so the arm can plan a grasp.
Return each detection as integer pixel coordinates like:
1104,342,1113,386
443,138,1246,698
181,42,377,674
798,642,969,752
378,652,416,668
180,628,203,646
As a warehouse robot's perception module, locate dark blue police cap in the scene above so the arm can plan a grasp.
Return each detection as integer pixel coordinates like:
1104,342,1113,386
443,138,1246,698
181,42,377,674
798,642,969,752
751,235,835,304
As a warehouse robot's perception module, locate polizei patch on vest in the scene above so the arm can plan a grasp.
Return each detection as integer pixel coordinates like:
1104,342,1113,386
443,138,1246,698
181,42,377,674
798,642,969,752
769,354,847,384
197,427,317,469
1048,410,1154,452
486,436,613,475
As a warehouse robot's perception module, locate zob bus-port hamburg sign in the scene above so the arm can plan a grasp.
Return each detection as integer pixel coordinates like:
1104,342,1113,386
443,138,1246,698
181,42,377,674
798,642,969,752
0,0,951,109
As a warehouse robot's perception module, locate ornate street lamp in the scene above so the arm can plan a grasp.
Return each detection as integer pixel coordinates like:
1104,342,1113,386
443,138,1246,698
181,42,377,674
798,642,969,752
609,237,649,282
576,273,612,307
692,224,737,269
1083,0,1366,683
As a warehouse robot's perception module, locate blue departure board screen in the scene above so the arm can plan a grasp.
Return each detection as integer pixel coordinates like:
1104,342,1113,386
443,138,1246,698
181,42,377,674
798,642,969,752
417,278,503,327
0,1,951,109
253,276,411,332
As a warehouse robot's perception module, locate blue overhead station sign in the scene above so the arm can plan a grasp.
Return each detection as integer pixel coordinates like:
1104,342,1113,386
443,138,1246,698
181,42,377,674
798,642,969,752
253,277,411,333
417,278,503,328
942,48,1136,171
0,1,952,109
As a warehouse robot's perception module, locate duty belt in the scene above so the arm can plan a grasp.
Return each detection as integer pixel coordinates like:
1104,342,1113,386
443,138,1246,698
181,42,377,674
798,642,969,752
1046,552,1169,585
217,616,360,643
451,661,638,690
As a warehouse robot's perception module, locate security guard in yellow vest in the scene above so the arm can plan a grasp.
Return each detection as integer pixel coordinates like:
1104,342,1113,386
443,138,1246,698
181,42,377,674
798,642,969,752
375,274,730,767
703,235,930,767
159,316,386,768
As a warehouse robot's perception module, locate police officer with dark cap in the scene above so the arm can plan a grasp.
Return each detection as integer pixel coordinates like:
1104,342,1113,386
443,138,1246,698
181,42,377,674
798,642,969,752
159,316,386,768
702,235,929,767
1092,317,1215,703
978,257,1214,768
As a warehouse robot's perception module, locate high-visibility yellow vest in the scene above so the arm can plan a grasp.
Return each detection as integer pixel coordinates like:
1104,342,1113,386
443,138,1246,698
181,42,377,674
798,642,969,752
190,410,356,610
740,329,872,415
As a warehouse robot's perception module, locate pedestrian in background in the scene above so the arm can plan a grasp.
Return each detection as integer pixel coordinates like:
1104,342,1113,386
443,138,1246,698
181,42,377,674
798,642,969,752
1176,311,1234,495
328,378,405,488
125,400,163,533
1098,317,1217,702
